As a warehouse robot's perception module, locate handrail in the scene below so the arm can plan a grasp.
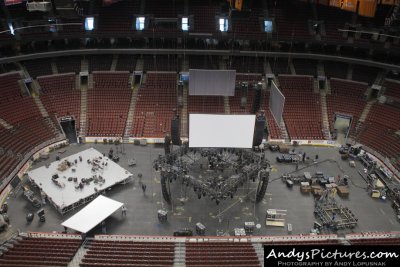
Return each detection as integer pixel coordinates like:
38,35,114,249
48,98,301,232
0,49,399,71
6,231,400,243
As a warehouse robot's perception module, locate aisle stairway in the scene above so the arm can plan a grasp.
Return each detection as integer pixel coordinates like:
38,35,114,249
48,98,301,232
51,61,58,74
79,82,88,137
34,97,49,117
224,96,230,114
320,91,332,139
173,242,185,267
0,118,13,129
110,55,118,71
358,100,375,123
123,84,140,141
279,120,290,143
180,84,188,138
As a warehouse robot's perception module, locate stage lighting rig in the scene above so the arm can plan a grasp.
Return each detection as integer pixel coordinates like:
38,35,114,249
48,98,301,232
154,147,270,205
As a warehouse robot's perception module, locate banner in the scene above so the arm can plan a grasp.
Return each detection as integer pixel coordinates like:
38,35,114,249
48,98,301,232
380,0,395,4
359,0,378,17
342,0,358,11
329,0,342,7
235,0,243,10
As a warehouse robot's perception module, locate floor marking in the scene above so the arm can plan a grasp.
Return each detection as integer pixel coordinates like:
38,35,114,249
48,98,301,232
389,219,395,225
379,208,386,215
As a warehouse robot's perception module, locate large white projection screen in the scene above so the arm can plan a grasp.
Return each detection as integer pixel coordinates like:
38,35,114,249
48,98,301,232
189,69,236,96
269,80,285,124
189,114,256,148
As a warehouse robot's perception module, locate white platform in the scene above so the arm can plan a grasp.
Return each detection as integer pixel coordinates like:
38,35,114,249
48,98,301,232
62,195,123,233
28,148,132,213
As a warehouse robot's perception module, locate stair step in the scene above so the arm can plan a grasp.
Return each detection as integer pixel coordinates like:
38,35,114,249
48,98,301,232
110,55,118,71
79,82,88,137
123,85,140,139
224,96,230,114
181,84,189,137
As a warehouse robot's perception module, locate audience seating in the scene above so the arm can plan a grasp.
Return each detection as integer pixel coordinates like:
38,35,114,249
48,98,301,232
87,72,132,136
264,239,340,245
293,59,317,76
80,239,175,267
326,79,367,132
324,61,348,79
279,75,324,139
317,5,350,42
229,75,283,139
383,80,400,99
231,57,264,74
185,242,261,267
143,55,179,72
190,5,220,33
270,58,291,75
88,55,113,72
352,65,380,85
354,103,400,170
0,236,81,266
23,59,53,78
261,91,284,139
0,117,58,156
38,73,81,126
0,63,19,74
55,56,82,74
132,72,177,138
0,153,19,182
229,88,255,115
269,2,312,41
348,238,400,245
189,55,218,70
97,0,139,34
116,56,137,72
231,8,263,39
188,95,224,114
0,73,42,125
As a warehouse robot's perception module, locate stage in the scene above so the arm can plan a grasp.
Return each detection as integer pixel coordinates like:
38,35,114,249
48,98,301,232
28,148,133,214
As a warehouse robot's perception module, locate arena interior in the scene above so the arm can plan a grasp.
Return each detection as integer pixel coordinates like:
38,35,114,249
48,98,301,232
0,0,400,266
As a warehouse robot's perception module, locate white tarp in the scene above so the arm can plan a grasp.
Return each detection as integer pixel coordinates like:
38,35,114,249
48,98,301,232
61,195,123,233
189,69,236,96
269,80,285,125
189,114,256,148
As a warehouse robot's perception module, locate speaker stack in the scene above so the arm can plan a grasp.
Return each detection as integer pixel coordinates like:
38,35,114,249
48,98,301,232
171,117,181,145
252,83,262,114
253,113,266,146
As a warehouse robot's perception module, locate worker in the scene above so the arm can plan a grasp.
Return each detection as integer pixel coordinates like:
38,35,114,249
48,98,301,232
142,183,147,195
121,205,127,216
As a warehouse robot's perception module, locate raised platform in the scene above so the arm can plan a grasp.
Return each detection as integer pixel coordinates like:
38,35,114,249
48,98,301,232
28,148,133,214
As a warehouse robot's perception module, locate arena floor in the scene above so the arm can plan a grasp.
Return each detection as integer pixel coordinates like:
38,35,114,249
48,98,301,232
4,143,399,237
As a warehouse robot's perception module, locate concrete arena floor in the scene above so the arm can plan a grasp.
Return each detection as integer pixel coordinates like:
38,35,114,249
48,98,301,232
4,143,400,237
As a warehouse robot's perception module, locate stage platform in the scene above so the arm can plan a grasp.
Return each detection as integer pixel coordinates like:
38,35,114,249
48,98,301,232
28,148,133,214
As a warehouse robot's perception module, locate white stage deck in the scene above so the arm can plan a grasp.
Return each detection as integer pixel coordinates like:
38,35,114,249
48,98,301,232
62,195,123,233
28,148,132,214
